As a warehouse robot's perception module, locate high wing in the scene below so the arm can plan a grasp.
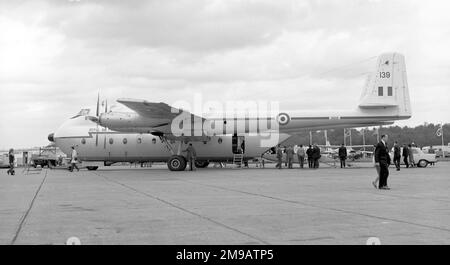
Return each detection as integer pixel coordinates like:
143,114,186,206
117,98,205,121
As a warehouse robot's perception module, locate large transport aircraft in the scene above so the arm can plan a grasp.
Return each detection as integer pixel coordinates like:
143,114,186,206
50,53,412,171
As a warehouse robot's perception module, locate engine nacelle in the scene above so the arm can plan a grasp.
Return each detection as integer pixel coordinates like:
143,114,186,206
99,112,170,131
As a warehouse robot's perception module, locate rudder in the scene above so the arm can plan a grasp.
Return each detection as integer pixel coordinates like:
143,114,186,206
359,53,411,118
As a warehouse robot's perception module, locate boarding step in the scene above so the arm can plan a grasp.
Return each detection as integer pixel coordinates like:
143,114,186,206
233,154,244,168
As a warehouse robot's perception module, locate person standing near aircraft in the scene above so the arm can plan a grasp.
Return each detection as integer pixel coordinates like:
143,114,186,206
393,141,401,171
183,143,197,171
408,144,415,167
70,146,80,172
312,144,321,169
286,146,294,169
240,140,249,168
296,145,305,169
372,144,380,189
402,144,410,168
375,135,391,190
276,144,283,169
338,144,347,168
306,145,314,168
6,149,15,175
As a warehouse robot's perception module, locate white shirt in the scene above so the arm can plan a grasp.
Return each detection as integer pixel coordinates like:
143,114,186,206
71,149,78,163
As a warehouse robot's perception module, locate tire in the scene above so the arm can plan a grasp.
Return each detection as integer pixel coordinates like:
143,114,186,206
418,160,428,168
86,166,99,171
194,161,210,168
167,155,187,171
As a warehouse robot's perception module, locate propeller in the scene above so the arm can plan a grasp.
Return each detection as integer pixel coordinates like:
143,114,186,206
96,93,100,117
86,92,101,123
84,92,103,146
95,93,100,146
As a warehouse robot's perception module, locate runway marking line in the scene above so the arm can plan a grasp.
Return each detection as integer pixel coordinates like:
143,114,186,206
10,169,48,245
179,179,450,234
92,172,270,245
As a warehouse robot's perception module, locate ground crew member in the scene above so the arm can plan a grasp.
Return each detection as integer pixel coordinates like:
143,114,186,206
184,143,197,171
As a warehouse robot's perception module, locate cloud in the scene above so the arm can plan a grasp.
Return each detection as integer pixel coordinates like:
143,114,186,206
37,0,302,52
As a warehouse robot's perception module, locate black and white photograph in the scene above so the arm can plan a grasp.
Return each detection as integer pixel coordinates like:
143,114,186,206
1,0,449,253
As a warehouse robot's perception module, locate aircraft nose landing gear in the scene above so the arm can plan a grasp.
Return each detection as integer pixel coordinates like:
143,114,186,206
168,155,187,171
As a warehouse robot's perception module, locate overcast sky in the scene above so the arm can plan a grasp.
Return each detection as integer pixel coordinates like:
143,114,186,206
1,0,449,149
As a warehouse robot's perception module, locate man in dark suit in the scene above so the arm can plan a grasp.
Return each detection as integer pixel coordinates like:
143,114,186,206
402,144,409,168
338,144,347,168
306,145,314,168
393,141,401,171
312,144,321,168
375,135,391,190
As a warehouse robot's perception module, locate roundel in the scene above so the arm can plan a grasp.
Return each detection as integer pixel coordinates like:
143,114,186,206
277,113,290,125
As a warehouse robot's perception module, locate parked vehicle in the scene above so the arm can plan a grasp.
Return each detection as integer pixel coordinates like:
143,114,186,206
391,147,437,168
0,153,10,168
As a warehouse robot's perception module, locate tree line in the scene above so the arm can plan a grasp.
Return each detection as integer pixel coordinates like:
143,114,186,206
282,123,449,148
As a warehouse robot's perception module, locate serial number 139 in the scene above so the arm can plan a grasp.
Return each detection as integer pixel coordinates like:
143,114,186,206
379,72,391,78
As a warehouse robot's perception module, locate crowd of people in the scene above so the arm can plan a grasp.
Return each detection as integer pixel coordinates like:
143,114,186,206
275,144,322,169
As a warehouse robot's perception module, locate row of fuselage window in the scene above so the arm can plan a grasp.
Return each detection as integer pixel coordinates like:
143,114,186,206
79,137,225,145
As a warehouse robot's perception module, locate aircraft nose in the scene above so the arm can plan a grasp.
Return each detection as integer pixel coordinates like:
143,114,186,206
48,133,55,142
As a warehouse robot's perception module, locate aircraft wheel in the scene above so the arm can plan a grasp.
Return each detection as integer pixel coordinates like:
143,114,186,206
418,160,428,168
195,161,210,168
168,156,187,171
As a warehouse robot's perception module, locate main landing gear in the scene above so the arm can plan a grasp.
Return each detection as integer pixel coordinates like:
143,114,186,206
168,155,187,171
158,135,187,171
156,134,211,171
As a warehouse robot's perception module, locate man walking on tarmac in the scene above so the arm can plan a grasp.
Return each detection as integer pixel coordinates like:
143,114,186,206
6,148,15,175
375,134,391,190
393,141,401,171
70,146,80,172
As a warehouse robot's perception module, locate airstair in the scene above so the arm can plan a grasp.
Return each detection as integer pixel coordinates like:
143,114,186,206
233,153,244,168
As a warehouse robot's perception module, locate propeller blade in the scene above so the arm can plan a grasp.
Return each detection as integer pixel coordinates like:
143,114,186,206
96,93,100,117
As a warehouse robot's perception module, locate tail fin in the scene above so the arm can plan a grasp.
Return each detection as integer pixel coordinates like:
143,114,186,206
359,53,412,118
